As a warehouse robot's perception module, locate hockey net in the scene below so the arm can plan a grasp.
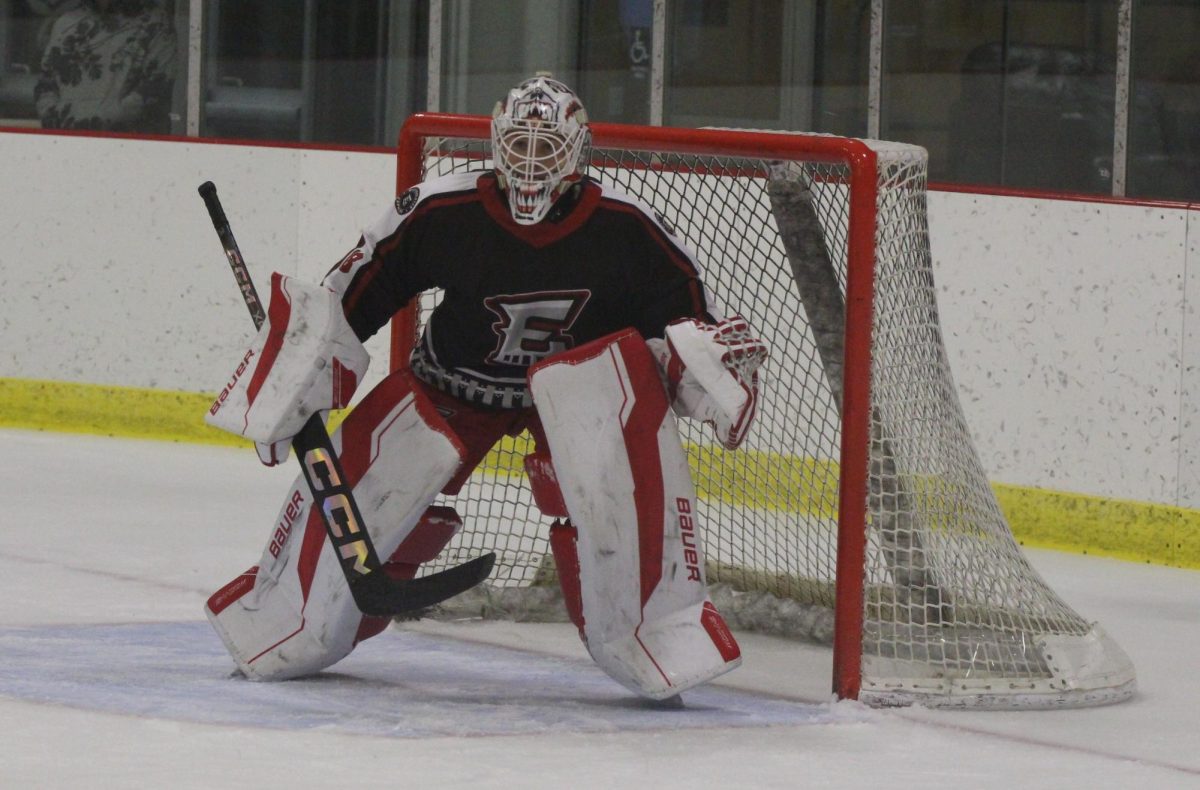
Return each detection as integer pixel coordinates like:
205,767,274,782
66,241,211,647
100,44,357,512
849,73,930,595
390,113,1136,709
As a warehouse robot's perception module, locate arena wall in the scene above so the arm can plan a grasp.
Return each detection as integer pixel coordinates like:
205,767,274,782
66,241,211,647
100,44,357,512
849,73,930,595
2,129,1198,564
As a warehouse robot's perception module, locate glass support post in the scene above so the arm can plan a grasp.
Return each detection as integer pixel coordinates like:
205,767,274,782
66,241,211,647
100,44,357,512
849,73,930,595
867,0,882,140
1112,0,1132,197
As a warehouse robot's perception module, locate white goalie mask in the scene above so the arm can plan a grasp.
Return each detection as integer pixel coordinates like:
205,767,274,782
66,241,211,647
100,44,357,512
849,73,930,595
491,75,590,225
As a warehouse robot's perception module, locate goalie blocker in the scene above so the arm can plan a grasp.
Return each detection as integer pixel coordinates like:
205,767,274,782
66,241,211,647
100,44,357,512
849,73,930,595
206,273,369,455
528,328,742,699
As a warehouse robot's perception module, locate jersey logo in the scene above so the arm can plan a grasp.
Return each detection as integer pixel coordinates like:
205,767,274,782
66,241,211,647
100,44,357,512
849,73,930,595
396,187,419,215
484,291,591,367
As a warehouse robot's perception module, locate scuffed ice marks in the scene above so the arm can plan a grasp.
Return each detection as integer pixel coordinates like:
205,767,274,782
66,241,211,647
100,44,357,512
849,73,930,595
0,621,839,738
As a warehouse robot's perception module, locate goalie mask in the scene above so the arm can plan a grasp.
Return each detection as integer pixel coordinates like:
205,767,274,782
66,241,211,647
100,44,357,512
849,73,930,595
491,75,590,225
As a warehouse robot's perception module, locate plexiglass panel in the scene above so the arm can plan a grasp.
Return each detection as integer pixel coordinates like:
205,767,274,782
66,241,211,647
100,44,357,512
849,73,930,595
1128,0,1200,201
202,0,425,145
883,0,1117,194
0,0,1193,201
664,0,868,136
438,0,652,124
1,0,183,133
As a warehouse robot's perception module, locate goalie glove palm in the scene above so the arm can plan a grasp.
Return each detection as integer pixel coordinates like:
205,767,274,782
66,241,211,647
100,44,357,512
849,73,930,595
652,317,767,450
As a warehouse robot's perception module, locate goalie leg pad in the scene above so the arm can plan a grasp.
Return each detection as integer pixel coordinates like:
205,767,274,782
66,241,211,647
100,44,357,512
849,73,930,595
205,369,466,680
528,329,741,699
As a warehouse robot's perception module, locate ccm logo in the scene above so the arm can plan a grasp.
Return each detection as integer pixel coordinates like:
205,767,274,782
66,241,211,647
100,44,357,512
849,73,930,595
209,348,256,415
677,497,702,582
268,490,305,558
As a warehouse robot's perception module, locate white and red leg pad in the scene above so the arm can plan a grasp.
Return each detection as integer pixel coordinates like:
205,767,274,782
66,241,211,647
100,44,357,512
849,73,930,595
528,328,741,699
204,368,466,680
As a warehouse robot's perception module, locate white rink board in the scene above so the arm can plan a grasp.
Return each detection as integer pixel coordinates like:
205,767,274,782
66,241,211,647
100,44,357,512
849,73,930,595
1181,212,1200,507
930,192,1194,504
0,133,397,396
1,130,1198,508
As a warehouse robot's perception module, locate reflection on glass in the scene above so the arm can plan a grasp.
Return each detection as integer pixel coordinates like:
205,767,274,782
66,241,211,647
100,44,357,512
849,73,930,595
202,1,303,140
438,1,533,116
664,0,867,136
577,0,651,124
439,0,650,124
36,0,176,132
1128,0,1200,201
0,0,178,133
884,0,1116,194
667,0,784,126
202,0,424,145
0,0,55,126
811,0,869,137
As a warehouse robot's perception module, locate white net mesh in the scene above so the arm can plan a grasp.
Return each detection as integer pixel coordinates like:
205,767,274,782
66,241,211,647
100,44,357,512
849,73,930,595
395,126,1135,708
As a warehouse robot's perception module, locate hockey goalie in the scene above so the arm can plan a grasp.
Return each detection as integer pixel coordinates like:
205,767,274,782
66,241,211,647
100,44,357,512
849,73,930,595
203,74,766,701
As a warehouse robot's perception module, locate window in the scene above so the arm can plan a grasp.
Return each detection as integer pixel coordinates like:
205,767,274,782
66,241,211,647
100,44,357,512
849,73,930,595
0,0,1192,201
0,0,49,125
202,0,425,145
884,0,1118,193
439,0,652,124
576,0,652,124
664,0,869,136
1128,0,1200,201
3,0,183,134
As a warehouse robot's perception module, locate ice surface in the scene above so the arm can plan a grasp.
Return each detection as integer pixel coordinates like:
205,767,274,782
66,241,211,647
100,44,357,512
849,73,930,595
0,429,1197,789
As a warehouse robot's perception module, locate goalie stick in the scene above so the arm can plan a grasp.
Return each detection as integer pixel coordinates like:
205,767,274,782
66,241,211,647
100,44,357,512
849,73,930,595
197,181,495,617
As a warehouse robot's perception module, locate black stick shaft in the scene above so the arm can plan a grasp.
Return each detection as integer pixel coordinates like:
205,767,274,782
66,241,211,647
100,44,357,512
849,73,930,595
199,181,266,328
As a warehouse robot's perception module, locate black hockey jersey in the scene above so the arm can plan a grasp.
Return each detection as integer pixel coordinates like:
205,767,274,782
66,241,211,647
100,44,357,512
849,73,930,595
323,171,718,409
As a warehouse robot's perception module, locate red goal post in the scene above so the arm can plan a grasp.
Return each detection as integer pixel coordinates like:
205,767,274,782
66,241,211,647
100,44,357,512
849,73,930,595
388,113,1136,709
